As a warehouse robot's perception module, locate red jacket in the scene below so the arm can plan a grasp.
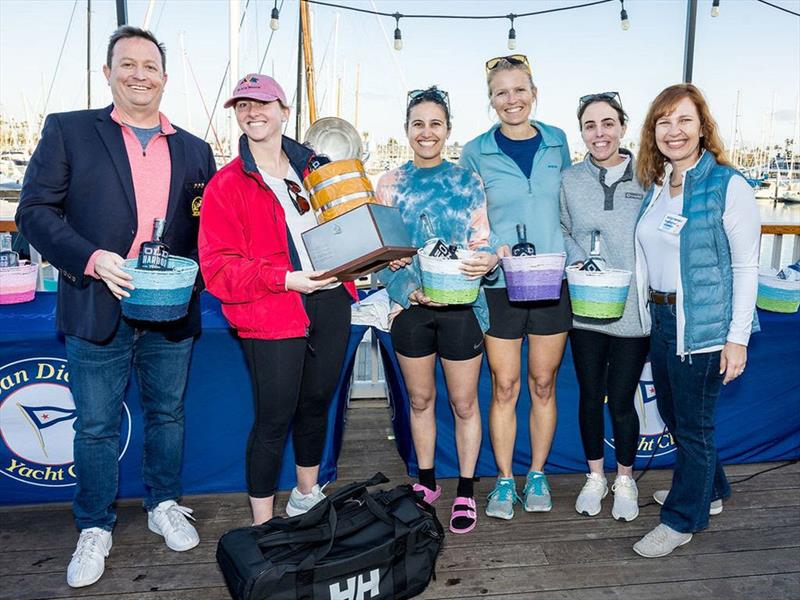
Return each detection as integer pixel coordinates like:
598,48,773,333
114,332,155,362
199,135,356,339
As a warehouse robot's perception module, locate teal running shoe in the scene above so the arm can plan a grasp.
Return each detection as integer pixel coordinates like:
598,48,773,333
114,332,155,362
486,477,520,520
523,471,552,512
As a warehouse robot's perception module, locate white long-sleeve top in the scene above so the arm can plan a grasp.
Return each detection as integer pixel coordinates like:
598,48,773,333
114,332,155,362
635,155,761,355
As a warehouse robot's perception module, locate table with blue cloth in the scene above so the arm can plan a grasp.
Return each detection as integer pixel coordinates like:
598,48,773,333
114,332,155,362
1,292,798,506
376,309,800,477
0,292,367,505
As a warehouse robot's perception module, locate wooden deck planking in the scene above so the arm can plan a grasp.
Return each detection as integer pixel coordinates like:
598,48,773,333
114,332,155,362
1,401,798,600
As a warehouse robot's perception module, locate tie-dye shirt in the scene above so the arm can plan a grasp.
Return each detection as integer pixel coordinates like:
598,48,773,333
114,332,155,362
376,160,494,331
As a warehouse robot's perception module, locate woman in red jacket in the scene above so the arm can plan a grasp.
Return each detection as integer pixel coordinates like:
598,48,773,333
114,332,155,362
199,74,355,524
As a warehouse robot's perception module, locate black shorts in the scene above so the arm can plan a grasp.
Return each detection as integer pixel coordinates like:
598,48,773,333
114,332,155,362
391,305,484,361
485,280,572,338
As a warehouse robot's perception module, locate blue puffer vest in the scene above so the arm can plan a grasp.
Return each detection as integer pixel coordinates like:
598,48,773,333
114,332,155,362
638,151,759,353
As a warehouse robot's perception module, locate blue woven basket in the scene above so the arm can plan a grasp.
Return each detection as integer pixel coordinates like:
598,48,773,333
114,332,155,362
120,256,198,321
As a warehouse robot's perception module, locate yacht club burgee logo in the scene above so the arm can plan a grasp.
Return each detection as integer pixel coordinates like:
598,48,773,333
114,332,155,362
0,358,131,487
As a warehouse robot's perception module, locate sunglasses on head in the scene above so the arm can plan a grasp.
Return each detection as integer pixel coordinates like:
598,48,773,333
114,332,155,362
485,54,531,74
407,88,450,112
578,91,622,111
284,179,310,215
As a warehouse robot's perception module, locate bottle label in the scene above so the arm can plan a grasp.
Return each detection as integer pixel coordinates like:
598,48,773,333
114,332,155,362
138,244,170,270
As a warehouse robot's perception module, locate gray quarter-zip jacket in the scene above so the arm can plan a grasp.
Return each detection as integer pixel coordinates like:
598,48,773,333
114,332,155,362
559,149,648,337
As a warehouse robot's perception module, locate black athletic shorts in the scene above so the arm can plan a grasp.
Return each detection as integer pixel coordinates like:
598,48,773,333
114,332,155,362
391,304,484,361
485,280,572,338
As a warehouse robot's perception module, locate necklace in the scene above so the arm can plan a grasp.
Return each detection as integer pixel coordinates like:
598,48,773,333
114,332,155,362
669,178,682,188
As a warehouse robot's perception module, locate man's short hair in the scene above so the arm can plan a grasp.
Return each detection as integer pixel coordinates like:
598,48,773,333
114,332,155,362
106,26,166,71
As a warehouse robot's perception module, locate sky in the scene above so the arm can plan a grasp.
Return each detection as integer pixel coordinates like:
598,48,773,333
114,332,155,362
1,0,799,156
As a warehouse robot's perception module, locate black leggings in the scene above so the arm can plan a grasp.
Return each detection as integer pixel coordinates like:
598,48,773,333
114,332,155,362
241,286,352,497
569,328,650,467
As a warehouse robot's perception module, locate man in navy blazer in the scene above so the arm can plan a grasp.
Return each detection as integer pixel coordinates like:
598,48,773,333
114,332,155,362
16,26,216,588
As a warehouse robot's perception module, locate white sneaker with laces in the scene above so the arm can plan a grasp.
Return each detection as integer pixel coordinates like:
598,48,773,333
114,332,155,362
611,475,639,522
653,489,723,515
286,484,327,517
67,527,113,588
633,523,692,558
148,500,200,552
575,473,608,516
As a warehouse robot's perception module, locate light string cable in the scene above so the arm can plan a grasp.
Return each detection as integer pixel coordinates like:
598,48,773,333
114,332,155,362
755,0,800,17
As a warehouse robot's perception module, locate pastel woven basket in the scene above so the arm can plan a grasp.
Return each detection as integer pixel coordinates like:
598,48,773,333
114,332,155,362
0,261,38,304
566,266,632,318
418,248,480,305
501,253,566,302
756,267,800,313
120,256,198,321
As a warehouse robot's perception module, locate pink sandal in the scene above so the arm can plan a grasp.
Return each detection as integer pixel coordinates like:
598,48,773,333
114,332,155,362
449,496,477,534
412,483,442,504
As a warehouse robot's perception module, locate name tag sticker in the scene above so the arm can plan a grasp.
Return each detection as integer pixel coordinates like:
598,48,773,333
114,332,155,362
658,213,687,235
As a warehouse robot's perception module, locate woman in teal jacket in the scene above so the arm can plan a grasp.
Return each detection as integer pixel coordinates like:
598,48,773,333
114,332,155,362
460,55,572,520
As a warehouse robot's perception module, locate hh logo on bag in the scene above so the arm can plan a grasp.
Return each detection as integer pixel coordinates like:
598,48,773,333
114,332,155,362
0,358,132,488
329,568,381,600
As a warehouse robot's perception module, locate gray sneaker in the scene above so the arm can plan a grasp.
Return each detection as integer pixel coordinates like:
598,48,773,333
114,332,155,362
523,471,552,512
611,475,639,522
286,484,326,517
633,523,692,558
486,477,520,520
653,489,723,515
575,473,608,516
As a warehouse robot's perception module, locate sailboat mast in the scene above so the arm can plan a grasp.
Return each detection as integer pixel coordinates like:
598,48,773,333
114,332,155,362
300,0,318,124
229,0,240,158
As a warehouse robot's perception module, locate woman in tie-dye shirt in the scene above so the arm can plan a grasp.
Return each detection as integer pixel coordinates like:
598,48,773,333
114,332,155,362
377,86,496,535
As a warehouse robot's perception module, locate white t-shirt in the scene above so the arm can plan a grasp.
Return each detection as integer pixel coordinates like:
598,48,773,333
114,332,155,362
258,166,340,290
637,184,682,293
602,155,630,186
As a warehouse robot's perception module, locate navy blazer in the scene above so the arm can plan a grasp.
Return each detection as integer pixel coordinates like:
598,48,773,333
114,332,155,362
16,105,217,342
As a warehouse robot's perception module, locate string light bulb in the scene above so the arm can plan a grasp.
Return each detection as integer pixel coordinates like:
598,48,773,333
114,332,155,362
393,13,402,51
619,0,630,30
507,15,517,50
711,0,720,17
270,1,279,30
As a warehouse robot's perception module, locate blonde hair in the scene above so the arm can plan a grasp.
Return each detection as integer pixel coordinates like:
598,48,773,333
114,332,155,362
486,60,536,99
637,83,732,189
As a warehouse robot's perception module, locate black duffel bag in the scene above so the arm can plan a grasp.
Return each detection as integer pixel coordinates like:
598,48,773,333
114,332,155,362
216,473,444,600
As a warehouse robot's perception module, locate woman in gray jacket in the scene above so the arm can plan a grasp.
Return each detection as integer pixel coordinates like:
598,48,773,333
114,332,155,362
560,93,649,522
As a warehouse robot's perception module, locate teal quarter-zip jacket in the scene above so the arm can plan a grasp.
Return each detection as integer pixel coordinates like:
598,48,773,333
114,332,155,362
460,120,571,288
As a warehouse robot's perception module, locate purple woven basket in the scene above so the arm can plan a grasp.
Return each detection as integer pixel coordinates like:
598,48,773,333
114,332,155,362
501,253,566,302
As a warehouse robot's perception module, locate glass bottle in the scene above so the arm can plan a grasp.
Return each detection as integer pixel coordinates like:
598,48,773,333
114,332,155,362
581,230,607,272
420,212,453,258
0,232,19,268
511,223,536,256
137,218,170,270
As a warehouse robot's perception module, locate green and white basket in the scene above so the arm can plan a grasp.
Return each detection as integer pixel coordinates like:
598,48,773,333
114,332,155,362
756,267,800,314
566,266,632,319
418,248,480,305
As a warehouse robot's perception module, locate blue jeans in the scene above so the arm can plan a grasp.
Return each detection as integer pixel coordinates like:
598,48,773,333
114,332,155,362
65,319,194,531
649,302,731,533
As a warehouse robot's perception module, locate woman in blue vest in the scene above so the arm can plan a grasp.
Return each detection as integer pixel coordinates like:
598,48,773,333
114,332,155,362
632,84,760,557
560,92,648,522
460,55,572,520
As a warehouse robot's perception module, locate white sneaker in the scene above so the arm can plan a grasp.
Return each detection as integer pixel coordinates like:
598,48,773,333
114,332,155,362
575,473,608,517
148,500,200,552
575,473,608,516
286,484,327,517
67,527,112,588
633,523,692,558
611,475,639,522
653,489,723,515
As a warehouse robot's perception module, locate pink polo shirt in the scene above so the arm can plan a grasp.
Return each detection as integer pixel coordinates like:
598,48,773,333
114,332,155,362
85,107,176,276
